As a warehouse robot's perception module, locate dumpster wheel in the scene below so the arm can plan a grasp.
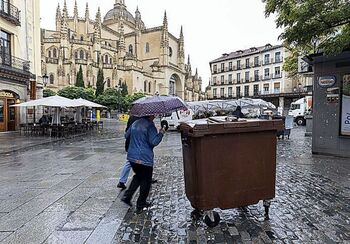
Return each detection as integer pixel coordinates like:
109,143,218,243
204,211,220,227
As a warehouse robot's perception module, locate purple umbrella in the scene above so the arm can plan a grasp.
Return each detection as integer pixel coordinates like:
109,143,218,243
130,95,188,117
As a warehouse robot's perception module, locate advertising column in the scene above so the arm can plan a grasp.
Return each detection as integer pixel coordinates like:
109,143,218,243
341,74,350,136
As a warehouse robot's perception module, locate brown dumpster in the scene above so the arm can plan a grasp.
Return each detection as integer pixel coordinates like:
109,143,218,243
179,117,283,227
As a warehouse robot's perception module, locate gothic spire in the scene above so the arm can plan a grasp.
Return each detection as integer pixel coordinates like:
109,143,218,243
74,0,78,18
56,3,61,20
162,11,168,31
62,0,68,19
187,55,191,65
118,23,126,51
85,2,89,20
96,7,101,24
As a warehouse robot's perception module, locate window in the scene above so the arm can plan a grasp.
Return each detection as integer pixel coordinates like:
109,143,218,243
213,77,217,85
145,43,150,53
53,48,57,58
80,36,84,41
213,64,217,73
144,81,147,92
0,100,4,122
228,87,233,96
274,83,280,93
107,79,111,88
254,56,259,66
49,74,54,84
80,50,85,60
169,47,173,57
264,54,270,64
48,50,52,58
245,58,250,68
221,63,224,72
213,88,217,97
237,60,241,69
263,84,269,93
75,52,78,59
105,55,109,64
220,88,224,97
229,62,232,71
254,84,259,95
220,75,224,84
245,71,250,82
236,87,241,97
291,104,300,110
244,86,249,96
0,31,11,65
169,75,176,95
228,74,232,83
341,74,350,136
275,52,281,62
148,82,151,93
128,45,133,55
275,67,281,77
264,68,270,78
237,73,241,83
254,70,259,81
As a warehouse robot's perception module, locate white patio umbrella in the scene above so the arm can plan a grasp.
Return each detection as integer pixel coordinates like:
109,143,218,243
71,98,106,108
12,95,75,108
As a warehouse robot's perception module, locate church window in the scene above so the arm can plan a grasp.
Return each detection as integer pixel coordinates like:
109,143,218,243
119,79,122,86
128,44,133,55
53,48,57,58
80,36,84,41
148,82,151,93
48,50,52,58
105,55,109,64
75,52,78,59
144,81,147,92
169,47,173,57
49,73,54,84
107,78,111,88
80,50,85,60
110,57,112,64
145,43,150,53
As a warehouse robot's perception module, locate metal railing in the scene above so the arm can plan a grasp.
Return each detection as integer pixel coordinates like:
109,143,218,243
0,0,20,26
102,63,113,69
46,57,58,64
0,52,30,72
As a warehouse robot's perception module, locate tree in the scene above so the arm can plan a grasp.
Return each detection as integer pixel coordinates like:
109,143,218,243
95,68,105,97
263,0,350,75
58,86,96,101
121,82,128,97
75,65,85,88
43,89,56,97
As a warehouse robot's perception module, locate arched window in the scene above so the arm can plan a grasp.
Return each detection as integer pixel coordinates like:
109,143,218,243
169,47,173,57
75,52,78,59
105,55,109,64
107,78,111,87
148,82,151,93
144,81,147,92
128,44,133,55
48,50,52,58
119,79,122,86
110,57,112,64
80,36,84,41
49,74,54,84
53,49,57,58
145,43,150,53
80,50,85,60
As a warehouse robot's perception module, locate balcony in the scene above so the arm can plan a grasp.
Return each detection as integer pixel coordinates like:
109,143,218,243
46,57,58,64
75,59,87,65
0,53,30,85
273,73,282,79
0,0,21,26
103,63,113,69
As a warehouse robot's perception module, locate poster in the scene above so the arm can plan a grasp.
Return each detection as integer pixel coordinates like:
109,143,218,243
341,74,350,136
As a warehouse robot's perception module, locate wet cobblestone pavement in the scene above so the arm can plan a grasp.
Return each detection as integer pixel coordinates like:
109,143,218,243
113,128,350,243
0,122,349,243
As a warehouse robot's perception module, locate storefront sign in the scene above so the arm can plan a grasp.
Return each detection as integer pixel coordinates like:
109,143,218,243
318,76,336,88
341,74,350,136
0,91,14,98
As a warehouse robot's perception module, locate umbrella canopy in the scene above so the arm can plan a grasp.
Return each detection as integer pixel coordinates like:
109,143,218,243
72,98,106,108
12,95,75,108
130,95,187,117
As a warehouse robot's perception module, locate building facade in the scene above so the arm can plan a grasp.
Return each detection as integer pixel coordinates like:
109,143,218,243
0,0,41,132
41,0,202,101
207,44,312,111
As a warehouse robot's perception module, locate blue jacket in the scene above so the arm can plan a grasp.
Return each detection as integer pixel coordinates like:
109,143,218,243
125,118,164,167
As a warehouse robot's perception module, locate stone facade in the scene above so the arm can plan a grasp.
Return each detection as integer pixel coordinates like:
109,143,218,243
41,0,203,101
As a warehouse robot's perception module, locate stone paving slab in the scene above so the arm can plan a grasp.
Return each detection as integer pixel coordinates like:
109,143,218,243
44,230,92,244
0,233,12,243
113,153,350,243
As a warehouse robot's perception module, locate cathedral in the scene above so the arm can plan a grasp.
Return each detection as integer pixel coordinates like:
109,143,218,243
41,0,204,101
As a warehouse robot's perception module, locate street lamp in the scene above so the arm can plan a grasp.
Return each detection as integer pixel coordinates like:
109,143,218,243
42,74,49,87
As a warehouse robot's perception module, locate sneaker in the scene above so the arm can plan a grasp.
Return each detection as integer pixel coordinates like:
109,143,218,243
117,182,127,190
135,207,143,214
137,201,152,209
121,198,132,207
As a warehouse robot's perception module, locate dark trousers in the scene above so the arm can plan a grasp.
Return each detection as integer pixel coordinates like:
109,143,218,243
123,162,153,208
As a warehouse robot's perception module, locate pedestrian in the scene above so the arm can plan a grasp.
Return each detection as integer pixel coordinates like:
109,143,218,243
117,115,140,190
232,106,245,118
121,115,166,213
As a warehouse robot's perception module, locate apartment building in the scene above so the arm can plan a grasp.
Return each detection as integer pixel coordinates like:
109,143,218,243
0,0,41,132
208,44,311,111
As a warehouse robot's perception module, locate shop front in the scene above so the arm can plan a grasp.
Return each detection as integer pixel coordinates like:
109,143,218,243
0,90,19,132
305,51,350,157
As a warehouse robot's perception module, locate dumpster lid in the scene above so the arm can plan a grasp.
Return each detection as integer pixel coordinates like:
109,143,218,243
179,116,284,137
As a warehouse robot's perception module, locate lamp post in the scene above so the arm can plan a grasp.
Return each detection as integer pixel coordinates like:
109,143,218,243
42,74,48,87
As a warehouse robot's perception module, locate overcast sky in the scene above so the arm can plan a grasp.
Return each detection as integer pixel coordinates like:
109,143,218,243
40,0,282,88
